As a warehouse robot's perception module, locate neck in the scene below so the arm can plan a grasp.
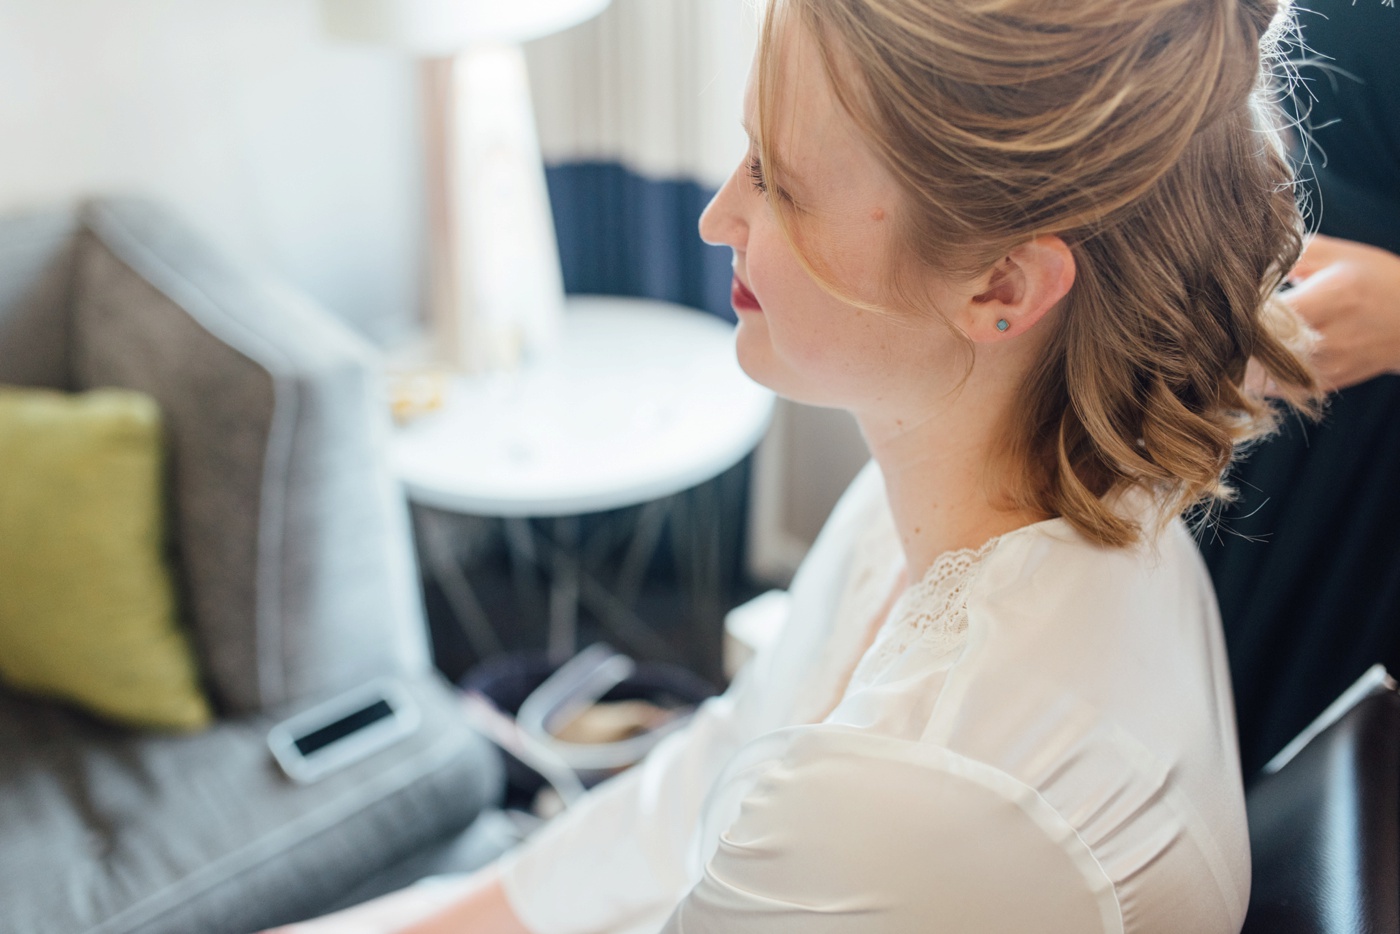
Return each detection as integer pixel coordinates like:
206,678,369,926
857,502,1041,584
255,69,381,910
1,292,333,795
855,375,1045,585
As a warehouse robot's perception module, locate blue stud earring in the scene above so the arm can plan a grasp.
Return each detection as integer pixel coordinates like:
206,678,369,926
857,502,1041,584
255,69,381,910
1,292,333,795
996,319,1010,333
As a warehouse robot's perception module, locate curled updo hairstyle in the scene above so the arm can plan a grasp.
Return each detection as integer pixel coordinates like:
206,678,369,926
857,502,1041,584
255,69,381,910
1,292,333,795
757,0,1320,547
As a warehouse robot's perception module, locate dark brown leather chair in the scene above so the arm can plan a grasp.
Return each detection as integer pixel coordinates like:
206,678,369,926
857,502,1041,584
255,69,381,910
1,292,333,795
1242,666,1400,934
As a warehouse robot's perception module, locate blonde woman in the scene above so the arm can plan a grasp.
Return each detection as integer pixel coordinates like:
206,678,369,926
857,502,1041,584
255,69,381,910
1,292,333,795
283,0,1316,930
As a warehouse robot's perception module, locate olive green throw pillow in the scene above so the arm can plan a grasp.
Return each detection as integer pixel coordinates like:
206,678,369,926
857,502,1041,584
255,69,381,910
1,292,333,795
0,387,211,730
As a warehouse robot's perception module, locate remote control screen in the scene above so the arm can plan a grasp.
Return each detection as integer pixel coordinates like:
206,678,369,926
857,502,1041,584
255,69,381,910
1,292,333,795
294,699,394,756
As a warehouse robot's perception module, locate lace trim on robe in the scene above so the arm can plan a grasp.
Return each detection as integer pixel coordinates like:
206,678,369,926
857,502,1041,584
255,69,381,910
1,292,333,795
846,535,1002,694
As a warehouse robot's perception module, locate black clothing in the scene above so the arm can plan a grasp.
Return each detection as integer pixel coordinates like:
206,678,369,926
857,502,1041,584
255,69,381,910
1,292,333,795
1290,0,1400,256
1200,0,1400,777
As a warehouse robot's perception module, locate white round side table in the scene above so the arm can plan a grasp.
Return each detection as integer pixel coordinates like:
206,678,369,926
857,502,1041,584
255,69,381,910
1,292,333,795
392,295,775,665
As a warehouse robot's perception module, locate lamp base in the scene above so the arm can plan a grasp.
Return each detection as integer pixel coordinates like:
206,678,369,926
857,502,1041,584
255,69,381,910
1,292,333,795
421,45,566,374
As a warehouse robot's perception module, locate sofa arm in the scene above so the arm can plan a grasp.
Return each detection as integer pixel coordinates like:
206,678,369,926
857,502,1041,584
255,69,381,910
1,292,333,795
69,197,428,715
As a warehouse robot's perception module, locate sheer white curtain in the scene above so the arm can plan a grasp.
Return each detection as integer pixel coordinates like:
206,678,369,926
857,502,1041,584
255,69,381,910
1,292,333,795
526,0,756,189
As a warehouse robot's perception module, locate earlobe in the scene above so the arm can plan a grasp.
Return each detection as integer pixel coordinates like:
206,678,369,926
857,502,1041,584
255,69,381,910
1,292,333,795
966,236,1076,342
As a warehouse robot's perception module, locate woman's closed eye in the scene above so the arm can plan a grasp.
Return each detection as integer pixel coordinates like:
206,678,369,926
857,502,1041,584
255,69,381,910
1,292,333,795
746,154,801,208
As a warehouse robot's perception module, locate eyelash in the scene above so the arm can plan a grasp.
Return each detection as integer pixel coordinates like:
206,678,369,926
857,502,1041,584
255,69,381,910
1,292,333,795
746,155,769,195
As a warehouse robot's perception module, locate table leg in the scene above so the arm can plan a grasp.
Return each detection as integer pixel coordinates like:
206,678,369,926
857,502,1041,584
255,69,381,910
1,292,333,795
503,517,546,623
614,498,671,608
669,474,733,682
577,571,681,663
418,509,505,659
480,478,736,676
547,516,581,663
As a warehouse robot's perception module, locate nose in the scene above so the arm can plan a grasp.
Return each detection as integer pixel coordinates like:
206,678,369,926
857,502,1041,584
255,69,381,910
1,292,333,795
699,162,748,251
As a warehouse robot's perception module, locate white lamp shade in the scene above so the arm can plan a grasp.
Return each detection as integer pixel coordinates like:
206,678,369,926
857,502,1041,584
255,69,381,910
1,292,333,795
321,0,611,52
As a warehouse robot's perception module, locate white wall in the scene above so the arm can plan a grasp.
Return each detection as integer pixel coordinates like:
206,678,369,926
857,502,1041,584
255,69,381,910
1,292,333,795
0,0,424,342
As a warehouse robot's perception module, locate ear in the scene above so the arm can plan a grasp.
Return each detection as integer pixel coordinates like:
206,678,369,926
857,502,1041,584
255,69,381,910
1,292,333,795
960,236,1076,342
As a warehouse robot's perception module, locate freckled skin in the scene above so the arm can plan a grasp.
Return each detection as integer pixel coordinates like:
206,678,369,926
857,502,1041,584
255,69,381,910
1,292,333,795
699,16,1074,573
696,27,973,413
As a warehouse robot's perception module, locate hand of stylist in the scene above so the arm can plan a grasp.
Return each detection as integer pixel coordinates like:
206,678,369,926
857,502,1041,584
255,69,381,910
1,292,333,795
1284,233,1400,390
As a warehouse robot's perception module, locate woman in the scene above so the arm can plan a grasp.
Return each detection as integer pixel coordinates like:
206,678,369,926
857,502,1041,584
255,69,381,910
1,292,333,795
287,0,1316,930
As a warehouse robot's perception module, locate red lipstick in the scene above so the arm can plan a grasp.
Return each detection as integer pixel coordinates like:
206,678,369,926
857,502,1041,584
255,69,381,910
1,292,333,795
731,276,762,313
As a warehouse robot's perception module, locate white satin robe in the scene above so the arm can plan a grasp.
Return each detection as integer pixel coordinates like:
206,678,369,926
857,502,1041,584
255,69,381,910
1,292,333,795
497,463,1250,934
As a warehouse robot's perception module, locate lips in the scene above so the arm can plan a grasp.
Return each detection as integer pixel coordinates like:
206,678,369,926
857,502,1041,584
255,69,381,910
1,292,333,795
731,276,762,313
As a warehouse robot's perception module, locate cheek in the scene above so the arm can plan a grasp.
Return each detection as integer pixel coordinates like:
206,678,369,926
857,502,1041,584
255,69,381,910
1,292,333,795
746,230,828,342
747,212,887,329
739,219,913,400
745,221,800,299
752,260,858,364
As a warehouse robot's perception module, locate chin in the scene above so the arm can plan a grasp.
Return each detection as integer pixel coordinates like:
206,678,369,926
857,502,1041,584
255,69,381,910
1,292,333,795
734,320,785,391
733,317,852,407
734,342,832,409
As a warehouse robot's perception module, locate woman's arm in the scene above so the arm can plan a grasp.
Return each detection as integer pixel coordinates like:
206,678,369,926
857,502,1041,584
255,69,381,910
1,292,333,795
398,868,529,934
659,729,1117,934
265,869,526,934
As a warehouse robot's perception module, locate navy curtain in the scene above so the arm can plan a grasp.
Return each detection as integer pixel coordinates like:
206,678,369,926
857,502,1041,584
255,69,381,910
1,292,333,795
546,162,735,322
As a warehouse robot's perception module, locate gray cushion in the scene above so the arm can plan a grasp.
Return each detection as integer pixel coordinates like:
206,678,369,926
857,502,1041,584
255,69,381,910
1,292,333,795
0,198,503,933
69,198,428,715
0,208,78,390
0,675,502,934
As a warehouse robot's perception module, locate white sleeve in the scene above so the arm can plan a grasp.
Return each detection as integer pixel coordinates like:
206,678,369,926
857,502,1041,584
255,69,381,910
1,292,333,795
497,463,890,934
659,728,1121,934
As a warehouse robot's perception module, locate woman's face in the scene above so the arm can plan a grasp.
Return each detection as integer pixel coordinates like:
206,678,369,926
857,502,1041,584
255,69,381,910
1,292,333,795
699,20,970,413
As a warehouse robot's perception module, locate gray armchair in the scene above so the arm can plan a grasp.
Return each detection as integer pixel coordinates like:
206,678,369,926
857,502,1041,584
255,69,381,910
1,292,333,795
0,199,502,934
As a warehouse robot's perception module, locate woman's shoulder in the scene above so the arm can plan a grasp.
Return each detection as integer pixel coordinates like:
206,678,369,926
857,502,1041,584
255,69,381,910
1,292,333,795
974,498,1212,613
923,513,1250,932
957,510,1228,728
951,504,1223,703
690,719,1243,934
